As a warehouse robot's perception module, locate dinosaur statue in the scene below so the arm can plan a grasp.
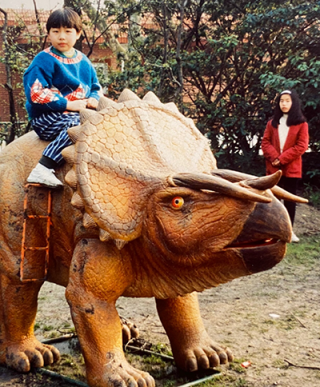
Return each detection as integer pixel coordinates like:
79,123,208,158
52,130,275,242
0,89,306,387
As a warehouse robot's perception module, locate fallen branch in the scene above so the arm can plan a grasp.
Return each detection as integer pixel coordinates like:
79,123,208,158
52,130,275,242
291,314,307,328
284,358,320,371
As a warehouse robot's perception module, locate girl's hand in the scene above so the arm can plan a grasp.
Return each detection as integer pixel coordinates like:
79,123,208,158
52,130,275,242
66,99,88,111
272,158,281,167
86,97,99,109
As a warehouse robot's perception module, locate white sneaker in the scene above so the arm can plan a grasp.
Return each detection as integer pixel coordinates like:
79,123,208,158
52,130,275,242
27,163,63,188
290,232,300,243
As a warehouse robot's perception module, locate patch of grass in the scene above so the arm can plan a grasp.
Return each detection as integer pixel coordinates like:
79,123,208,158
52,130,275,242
304,183,320,208
43,324,55,332
272,359,288,369
143,354,169,366
48,331,60,338
284,235,320,266
59,354,75,367
151,342,173,357
47,352,86,382
197,373,249,387
227,358,247,374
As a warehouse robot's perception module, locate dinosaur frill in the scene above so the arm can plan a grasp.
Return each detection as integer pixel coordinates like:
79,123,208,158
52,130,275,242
62,89,216,244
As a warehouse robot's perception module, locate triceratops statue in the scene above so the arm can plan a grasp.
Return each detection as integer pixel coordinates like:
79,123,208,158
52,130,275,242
0,89,305,387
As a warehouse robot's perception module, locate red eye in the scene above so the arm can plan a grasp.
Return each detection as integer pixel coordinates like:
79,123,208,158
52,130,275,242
172,196,184,209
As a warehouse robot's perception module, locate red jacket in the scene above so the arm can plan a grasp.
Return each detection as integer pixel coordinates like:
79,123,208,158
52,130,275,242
261,120,309,178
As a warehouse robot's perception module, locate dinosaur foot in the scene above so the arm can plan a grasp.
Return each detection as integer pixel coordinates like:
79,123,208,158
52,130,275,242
89,355,155,387
173,333,233,372
4,337,60,372
120,316,139,344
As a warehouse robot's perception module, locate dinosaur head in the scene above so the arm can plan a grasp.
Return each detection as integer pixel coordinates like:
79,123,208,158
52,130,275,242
139,169,305,296
144,172,287,267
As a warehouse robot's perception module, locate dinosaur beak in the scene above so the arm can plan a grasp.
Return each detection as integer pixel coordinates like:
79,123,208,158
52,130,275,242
229,195,291,267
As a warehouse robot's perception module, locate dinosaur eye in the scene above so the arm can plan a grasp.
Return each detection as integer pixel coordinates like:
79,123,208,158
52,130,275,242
171,196,184,209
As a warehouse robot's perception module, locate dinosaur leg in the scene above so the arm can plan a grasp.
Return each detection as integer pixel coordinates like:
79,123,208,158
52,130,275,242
156,292,233,372
0,274,60,372
66,239,154,387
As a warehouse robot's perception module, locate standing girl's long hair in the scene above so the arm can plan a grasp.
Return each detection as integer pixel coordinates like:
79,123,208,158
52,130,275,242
271,89,307,128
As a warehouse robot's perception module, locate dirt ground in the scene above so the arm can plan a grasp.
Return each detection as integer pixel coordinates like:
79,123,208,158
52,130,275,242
0,202,319,387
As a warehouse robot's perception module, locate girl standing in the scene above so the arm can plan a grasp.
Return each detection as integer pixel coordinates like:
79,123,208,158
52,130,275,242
261,90,309,242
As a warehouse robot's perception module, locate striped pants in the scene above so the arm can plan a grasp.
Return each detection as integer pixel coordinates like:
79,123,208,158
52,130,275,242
31,112,80,164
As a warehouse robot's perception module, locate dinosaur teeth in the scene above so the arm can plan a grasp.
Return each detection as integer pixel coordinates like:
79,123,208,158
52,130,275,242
99,229,112,242
68,125,83,143
61,145,76,164
115,239,128,250
97,96,118,111
83,213,98,229
118,88,141,103
71,192,84,209
65,168,77,189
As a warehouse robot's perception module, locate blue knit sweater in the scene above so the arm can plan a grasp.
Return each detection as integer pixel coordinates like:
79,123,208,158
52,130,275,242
23,47,101,118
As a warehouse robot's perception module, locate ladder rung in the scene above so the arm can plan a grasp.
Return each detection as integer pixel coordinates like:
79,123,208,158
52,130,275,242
25,215,50,219
21,185,52,282
24,246,49,251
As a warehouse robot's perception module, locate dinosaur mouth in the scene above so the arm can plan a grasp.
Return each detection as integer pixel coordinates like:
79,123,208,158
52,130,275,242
229,238,287,274
223,197,291,274
227,237,280,249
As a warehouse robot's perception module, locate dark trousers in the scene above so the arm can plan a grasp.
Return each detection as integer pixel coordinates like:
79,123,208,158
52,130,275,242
31,112,80,165
278,176,299,226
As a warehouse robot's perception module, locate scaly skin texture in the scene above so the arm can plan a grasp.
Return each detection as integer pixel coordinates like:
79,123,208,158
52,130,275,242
0,90,292,387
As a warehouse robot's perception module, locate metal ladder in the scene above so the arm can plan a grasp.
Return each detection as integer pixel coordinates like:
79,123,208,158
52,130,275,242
20,184,52,282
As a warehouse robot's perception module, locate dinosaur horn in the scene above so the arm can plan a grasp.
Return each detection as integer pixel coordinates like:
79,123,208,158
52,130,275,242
169,173,271,203
271,186,308,203
240,170,282,190
211,169,256,182
211,169,308,203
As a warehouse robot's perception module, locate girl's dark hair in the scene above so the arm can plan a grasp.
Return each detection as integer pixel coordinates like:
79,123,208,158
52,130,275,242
46,7,82,33
271,89,306,128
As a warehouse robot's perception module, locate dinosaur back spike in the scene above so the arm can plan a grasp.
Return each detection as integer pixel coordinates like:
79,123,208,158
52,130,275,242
97,96,118,111
118,89,141,103
83,212,98,229
62,145,76,164
164,102,180,114
115,239,127,250
80,108,98,124
99,229,112,242
65,168,77,189
143,91,162,104
71,192,84,209
68,125,83,143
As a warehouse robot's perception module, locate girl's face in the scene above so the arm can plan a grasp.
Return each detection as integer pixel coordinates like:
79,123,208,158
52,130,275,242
279,94,292,113
48,26,81,53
